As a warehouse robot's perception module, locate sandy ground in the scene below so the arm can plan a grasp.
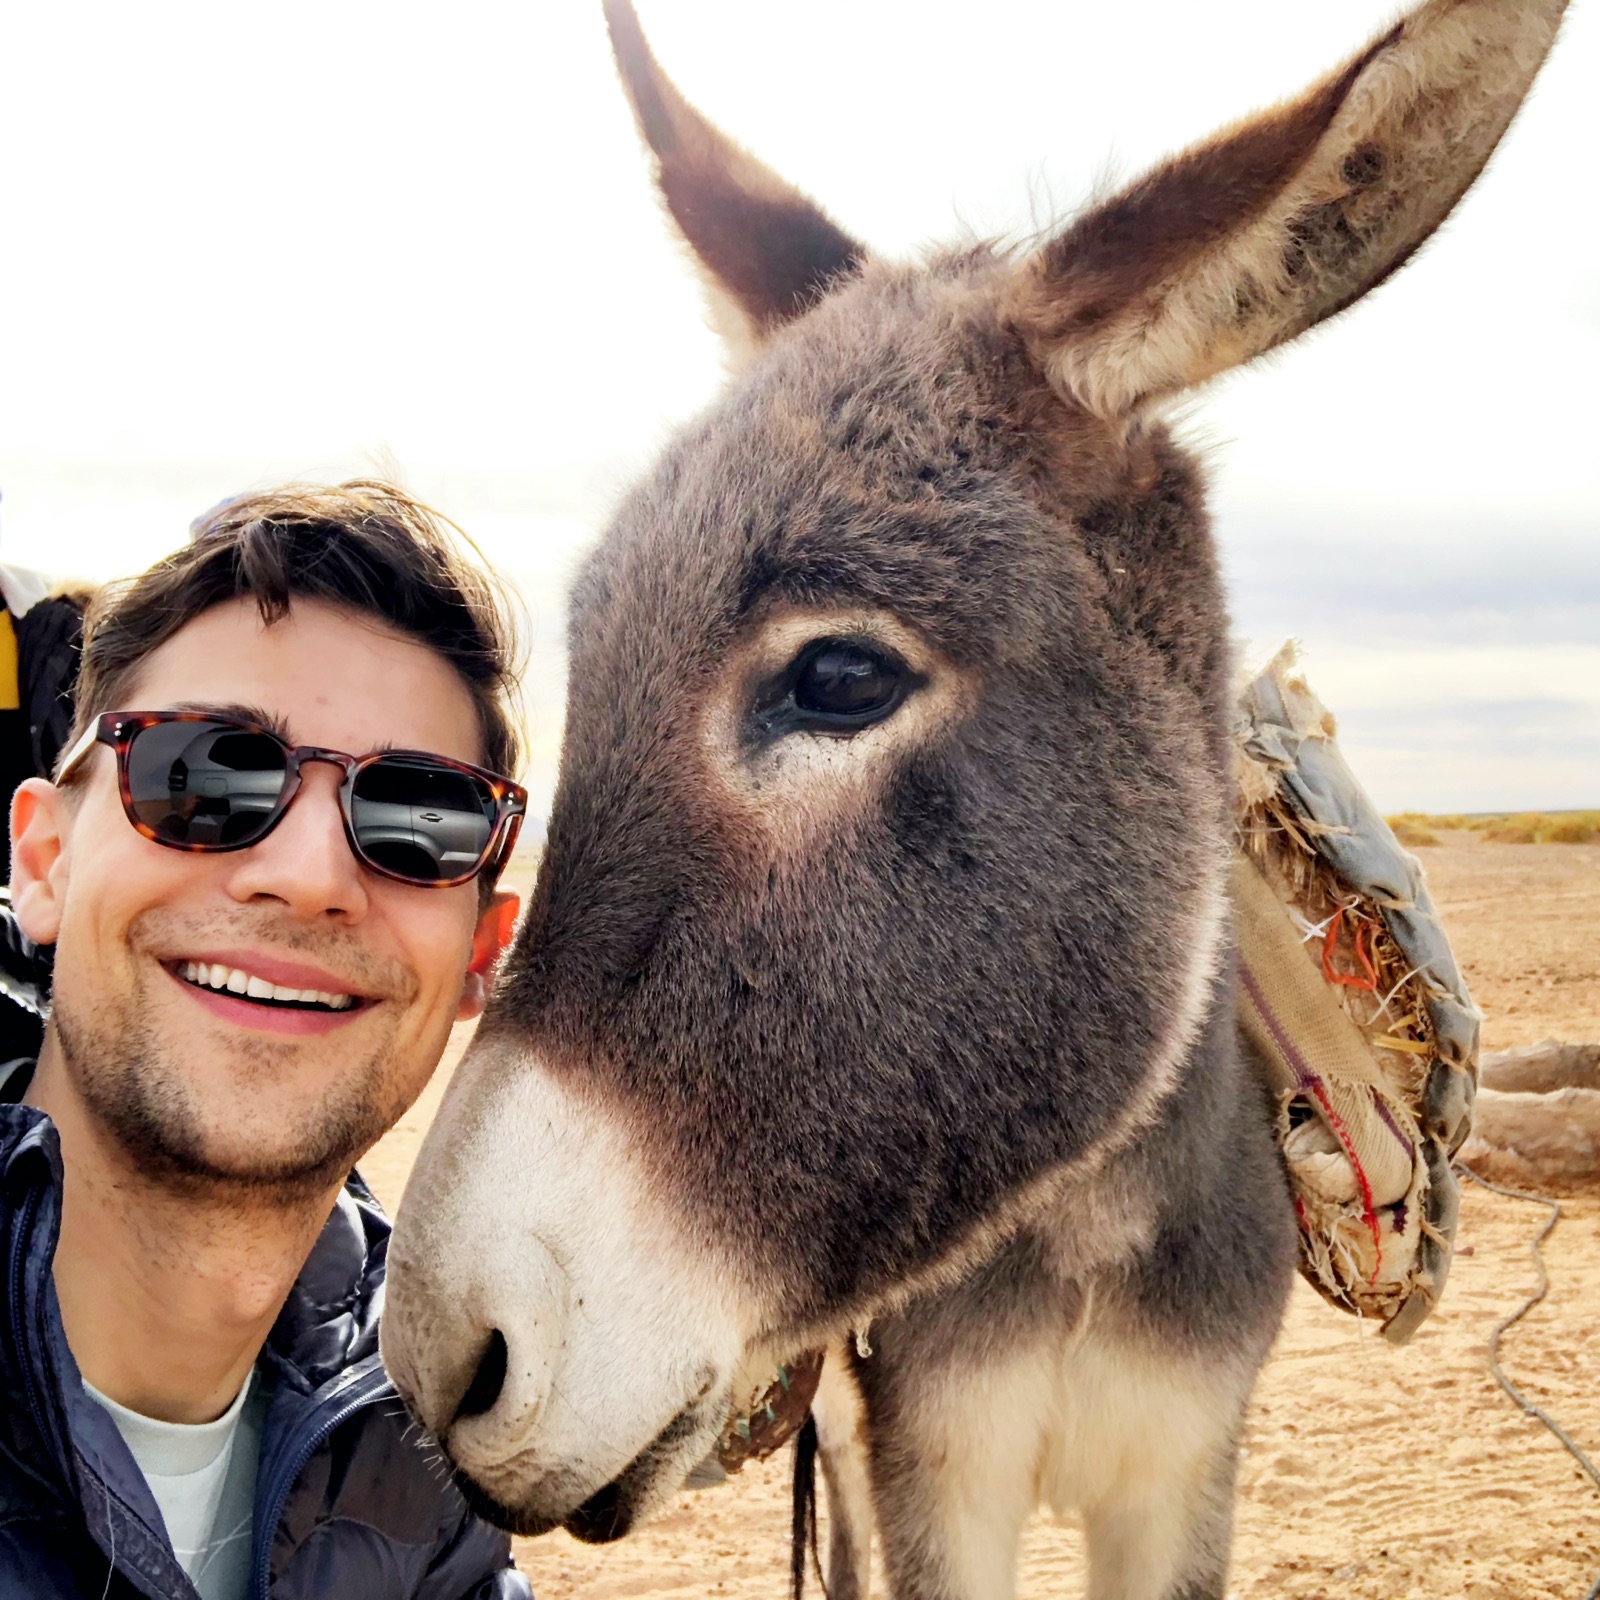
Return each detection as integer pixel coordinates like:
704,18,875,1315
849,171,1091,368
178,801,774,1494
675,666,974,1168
362,840,1600,1600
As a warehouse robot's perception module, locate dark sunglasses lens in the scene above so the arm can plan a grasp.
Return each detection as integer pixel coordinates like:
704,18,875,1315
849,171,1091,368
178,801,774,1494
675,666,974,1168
349,758,495,884
124,721,289,847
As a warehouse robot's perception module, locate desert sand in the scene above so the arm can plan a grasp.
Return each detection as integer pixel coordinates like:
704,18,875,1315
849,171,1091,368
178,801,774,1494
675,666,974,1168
361,839,1600,1600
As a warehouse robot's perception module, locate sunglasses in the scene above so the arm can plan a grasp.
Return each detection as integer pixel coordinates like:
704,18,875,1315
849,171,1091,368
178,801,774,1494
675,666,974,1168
57,711,527,889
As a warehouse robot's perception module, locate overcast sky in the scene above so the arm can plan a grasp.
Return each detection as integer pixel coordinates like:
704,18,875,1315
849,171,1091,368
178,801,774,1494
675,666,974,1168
2,0,1595,814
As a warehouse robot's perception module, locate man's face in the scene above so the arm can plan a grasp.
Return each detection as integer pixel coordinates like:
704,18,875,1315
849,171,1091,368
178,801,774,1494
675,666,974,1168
17,595,506,1192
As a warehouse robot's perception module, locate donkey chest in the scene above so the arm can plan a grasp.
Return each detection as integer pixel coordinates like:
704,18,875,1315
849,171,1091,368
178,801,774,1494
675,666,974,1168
1031,1324,1252,1520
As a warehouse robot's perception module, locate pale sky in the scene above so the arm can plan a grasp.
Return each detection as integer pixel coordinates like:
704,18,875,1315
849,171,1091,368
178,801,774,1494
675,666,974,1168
2,0,1596,815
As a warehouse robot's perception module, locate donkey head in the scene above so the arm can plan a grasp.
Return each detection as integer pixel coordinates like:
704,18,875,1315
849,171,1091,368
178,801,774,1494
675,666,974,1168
383,0,1565,1539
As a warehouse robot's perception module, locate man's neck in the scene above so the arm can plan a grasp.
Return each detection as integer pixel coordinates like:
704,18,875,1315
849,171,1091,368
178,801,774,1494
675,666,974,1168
26,1043,343,1425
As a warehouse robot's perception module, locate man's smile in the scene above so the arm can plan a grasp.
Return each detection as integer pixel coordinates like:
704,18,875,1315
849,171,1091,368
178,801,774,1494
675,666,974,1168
176,961,358,1012
161,949,378,1036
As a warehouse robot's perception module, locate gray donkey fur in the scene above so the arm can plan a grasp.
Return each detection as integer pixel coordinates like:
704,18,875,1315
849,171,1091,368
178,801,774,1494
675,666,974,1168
381,4,1569,1596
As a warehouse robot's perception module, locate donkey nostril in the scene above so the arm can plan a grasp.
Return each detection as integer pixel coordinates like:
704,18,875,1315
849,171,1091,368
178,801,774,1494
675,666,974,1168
455,1329,509,1421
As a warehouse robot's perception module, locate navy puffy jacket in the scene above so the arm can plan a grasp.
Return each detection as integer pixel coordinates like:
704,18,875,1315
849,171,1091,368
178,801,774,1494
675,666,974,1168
0,1081,534,1599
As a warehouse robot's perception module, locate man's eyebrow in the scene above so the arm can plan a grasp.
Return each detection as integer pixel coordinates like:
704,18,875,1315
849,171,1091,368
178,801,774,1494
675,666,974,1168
164,703,409,757
168,701,292,740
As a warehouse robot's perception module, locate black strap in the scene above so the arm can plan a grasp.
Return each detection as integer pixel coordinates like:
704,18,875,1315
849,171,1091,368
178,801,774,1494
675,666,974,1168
14,594,85,779
0,1056,35,1102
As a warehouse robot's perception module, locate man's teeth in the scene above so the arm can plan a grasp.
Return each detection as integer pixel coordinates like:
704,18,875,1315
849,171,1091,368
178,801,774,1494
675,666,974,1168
178,961,356,1011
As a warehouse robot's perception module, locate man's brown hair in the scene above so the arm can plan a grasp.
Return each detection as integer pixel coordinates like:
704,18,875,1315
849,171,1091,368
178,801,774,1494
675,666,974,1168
68,480,524,782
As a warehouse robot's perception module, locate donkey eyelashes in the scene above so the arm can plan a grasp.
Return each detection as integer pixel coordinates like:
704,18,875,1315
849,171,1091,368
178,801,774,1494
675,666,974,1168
745,637,920,746
713,614,971,815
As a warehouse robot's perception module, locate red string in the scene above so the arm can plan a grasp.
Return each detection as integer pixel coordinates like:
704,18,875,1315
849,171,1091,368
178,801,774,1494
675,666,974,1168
1305,1077,1383,1282
1322,907,1379,991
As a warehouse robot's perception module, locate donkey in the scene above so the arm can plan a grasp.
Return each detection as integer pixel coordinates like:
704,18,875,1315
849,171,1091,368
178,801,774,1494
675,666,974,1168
381,3,1567,1595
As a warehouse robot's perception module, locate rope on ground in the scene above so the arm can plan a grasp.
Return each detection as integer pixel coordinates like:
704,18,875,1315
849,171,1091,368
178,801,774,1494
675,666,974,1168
1455,1163,1600,1600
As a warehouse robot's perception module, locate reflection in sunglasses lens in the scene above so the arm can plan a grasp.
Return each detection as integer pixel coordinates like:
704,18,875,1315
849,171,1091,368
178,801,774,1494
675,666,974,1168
126,721,289,847
350,760,493,884
119,719,502,885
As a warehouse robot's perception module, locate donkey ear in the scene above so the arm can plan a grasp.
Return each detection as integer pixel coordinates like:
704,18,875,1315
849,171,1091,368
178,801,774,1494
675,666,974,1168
1007,0,1568,421
603,0,866,366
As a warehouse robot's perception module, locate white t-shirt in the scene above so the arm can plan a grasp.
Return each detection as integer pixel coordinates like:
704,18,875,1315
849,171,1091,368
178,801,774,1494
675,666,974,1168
83,1370,266,1600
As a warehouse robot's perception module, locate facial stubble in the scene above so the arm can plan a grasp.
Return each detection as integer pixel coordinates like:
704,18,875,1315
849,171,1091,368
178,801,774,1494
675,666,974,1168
51,925,414,1201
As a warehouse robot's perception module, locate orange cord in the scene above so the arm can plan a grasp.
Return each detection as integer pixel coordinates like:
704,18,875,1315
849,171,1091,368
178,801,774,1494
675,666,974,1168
1322,907,1379,992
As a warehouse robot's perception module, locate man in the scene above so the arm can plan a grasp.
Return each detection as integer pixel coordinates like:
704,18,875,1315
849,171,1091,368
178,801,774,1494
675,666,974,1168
0,481,534,1598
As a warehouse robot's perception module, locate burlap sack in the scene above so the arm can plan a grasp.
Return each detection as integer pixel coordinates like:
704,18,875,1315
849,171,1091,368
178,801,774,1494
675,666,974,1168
1235,644,1478,1342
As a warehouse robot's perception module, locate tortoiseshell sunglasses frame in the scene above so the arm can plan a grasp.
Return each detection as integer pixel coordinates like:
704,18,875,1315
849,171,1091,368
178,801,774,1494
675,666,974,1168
56,710,527,889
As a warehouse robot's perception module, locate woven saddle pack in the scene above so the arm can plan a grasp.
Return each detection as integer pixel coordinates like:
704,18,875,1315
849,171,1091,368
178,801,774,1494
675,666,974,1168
1234,644,1477,1343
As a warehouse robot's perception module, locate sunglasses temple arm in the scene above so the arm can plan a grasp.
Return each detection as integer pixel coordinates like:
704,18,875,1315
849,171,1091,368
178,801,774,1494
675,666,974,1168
54,717,109,785
489,812,524,882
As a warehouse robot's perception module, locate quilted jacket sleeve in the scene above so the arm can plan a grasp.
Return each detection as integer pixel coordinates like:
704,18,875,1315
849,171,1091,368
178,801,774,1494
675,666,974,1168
417,1506,533,1600
454,1573,536,1600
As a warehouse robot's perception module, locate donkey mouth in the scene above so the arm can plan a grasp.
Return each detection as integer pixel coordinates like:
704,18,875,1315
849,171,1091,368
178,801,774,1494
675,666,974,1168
447,1392,723,1542
448,1466,619,1543
564,1478,633,1544
564,1394,719,1543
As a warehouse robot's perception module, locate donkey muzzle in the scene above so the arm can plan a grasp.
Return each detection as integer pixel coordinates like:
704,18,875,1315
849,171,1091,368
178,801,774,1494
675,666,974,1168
381,1036,756,1532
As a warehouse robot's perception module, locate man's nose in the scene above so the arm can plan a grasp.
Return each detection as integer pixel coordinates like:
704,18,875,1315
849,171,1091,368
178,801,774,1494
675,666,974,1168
222,763,369,919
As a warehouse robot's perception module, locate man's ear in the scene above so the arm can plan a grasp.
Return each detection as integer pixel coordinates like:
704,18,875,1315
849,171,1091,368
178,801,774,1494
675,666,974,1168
456,890,520,1022
10,779,69,945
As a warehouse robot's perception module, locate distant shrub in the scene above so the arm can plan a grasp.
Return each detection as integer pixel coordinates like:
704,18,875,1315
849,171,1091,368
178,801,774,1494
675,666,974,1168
1544,814,1599,844
1382,810,1600,844
1383,812,1473,841
1494,812,1542,839
1390,819,1441,848
1483,824,1538,845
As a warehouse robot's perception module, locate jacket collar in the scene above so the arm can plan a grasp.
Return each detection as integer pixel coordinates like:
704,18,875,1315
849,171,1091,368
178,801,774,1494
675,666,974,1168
0,1092,389,1401
1,1085,400,1600
0,901,52,1020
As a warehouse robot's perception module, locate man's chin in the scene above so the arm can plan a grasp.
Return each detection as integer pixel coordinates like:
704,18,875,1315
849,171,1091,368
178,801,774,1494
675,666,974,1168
55,994,398,1194
81,1069,377,1197
109,1122,366,1198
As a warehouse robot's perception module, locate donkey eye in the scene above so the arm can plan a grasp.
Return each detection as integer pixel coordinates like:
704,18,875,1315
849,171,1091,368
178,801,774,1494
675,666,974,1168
794,642,901,720
746,636,919,746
